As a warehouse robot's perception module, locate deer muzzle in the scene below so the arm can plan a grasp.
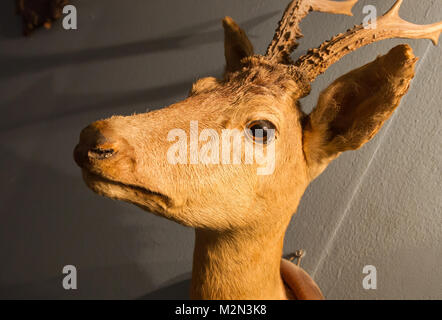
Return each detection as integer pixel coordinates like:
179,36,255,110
73,122,120,168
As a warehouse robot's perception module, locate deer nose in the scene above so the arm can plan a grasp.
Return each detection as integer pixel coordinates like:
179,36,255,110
74,123,118,167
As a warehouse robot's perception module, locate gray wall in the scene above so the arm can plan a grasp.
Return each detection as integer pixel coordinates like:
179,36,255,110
0,0,440,299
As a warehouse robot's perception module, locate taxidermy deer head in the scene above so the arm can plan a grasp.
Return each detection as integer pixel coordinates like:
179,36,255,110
74,0,442,299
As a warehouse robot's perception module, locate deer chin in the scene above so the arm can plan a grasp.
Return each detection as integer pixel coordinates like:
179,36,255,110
81,169,175,217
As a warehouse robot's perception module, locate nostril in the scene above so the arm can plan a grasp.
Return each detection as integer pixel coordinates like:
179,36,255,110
88,147,116,160
74,122,120,166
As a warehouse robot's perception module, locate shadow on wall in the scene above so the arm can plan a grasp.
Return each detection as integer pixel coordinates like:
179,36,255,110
0,7,278,80
0,265,152,299
0,146,159,299
0,4,278,132
0,73,204,133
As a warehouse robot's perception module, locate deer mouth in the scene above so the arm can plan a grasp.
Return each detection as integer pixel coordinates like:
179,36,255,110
81,169,173,214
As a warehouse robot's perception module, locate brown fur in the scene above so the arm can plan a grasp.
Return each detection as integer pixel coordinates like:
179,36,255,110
73,0,440,299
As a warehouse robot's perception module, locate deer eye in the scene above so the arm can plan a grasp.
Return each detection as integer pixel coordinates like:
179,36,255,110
245,120,276,144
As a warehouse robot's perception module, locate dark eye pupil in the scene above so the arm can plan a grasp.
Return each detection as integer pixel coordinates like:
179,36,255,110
251,125,268,138
247,120,276,143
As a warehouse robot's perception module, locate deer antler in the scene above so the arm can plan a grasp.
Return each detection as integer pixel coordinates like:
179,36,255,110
266,0,358,63
295,0,442,82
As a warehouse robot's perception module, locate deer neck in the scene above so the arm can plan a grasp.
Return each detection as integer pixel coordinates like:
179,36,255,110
190,226,289,300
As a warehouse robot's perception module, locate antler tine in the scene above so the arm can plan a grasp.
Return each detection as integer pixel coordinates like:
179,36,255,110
266,0,358,64
295,0,442,82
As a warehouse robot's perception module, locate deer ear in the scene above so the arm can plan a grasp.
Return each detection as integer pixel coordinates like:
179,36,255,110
222,16,254,74
303,44,418,179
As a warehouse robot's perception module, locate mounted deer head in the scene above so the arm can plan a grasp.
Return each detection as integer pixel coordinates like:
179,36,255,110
74,0,442,299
